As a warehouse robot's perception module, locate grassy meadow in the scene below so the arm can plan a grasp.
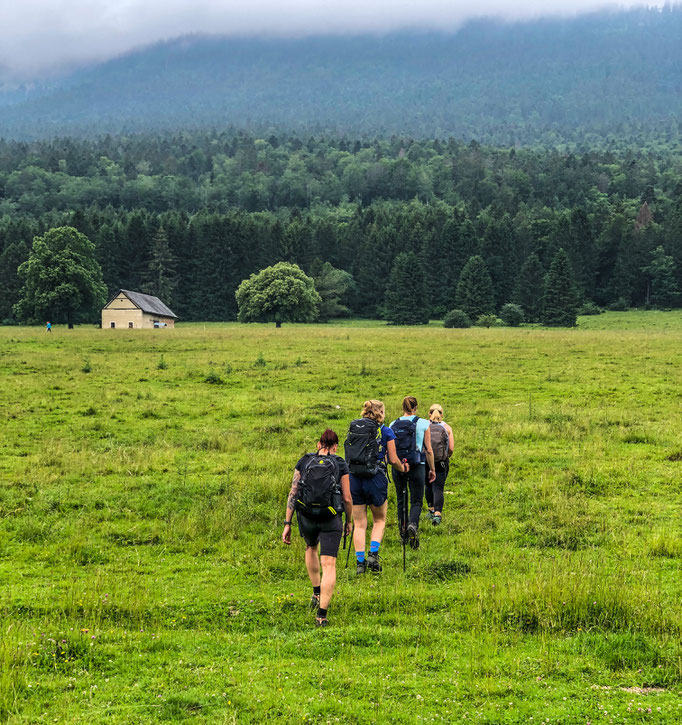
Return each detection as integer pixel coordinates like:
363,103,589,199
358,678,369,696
1,314,682,724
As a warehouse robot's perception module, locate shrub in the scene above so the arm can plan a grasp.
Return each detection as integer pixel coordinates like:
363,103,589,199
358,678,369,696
253,353,266,368
578,301,603,316
157,356,168,370
204,371,224,384
476,314,500,328
443,309,471,328
81,359,92,373
499,303,525,326
607,297,629,311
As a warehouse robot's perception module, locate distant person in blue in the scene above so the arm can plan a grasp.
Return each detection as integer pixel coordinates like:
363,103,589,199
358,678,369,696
345,400,407,574
46,321,52,332
390,396,436,551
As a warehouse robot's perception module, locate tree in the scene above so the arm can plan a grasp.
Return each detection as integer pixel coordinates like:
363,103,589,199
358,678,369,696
513,252,545,322
382,252,429,325
499,303,525,326
311,260,355,321
14,226,106,328
235,262,320,327
455,255,495,321
541,248,579,327
142,226,178,306
642,246,678,308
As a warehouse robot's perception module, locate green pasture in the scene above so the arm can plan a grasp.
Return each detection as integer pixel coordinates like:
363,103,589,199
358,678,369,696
1,314,681,723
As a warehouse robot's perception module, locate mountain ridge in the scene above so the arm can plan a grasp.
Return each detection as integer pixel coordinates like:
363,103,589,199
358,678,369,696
1,7,681,143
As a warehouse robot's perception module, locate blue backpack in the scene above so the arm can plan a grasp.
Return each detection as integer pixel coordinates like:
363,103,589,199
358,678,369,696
390,416,420,466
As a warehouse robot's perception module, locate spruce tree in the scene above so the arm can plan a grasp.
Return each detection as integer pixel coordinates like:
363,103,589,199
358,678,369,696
541,248,579,327
455,255,495,321
513,252,545,322
383,252,429,325
643,246,678,308
142,226,178,306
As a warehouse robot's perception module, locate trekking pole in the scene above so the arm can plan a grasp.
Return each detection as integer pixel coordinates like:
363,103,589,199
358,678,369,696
345,524,355,569
402,459,408,573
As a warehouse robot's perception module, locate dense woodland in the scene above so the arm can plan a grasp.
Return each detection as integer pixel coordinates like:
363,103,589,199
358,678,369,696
1,131,681,323
1,8,682,143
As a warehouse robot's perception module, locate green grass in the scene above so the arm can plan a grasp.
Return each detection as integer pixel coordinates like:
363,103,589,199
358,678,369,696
1,313,682,723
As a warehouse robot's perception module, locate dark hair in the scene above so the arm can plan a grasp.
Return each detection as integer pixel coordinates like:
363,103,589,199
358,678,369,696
319,429,339,449
402,396,418,414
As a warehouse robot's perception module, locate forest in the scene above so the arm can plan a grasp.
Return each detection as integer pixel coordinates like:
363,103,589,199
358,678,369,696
1,7,681,144
1,130,681,324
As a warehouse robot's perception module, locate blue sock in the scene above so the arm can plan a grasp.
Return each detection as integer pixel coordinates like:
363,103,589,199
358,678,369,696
356,551,365,563
370,541,380,554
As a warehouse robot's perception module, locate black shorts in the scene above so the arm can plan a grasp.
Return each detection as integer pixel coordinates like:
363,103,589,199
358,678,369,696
349,471,389,507
296,513,344,558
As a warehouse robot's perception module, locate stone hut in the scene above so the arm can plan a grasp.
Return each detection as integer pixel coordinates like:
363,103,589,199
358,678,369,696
101,290,178,329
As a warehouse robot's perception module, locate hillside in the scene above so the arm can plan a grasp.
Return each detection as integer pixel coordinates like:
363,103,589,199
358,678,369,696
1,7,681,143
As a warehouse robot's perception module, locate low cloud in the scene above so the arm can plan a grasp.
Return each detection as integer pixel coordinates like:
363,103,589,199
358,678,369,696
0,0,651,80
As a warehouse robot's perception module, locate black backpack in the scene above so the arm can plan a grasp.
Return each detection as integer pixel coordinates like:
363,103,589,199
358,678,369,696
344,418,382,478
295,454,342,520
390,416,420,465
430,422,449,464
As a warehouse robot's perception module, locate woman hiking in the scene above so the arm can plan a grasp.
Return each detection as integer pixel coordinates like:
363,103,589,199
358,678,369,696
389,396,436,550
282,429,353,627
345,400,408,574
424,404,454,526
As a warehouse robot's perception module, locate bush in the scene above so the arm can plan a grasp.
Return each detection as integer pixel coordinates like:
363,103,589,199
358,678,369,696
443,309,471,328
607,297,629,311
499,303,525,326
578,301,603,316
476,314,500,328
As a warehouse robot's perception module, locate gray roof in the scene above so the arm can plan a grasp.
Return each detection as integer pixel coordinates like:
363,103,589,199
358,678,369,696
115,289,178,318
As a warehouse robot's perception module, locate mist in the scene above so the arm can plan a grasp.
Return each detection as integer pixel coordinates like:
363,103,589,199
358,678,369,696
0,0,655,80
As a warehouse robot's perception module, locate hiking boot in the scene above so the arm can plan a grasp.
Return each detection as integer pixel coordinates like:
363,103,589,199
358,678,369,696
356,559,367,575
407,523,419,550
425,510,435,522
315,617,329,627
367,552,382,573
432,514,442,527
309,594,320,611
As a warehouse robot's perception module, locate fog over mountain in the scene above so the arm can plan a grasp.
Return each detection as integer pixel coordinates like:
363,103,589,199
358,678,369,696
0,0,658,80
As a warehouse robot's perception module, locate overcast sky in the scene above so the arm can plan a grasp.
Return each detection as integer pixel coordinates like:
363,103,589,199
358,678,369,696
0,0,651,79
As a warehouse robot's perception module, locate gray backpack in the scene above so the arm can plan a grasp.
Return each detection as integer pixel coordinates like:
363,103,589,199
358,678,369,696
430,423,449,463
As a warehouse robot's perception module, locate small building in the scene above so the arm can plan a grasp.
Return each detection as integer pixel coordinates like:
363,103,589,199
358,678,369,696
101,290,178,329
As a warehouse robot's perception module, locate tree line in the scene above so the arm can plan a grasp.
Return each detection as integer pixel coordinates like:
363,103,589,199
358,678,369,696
1,132,681,324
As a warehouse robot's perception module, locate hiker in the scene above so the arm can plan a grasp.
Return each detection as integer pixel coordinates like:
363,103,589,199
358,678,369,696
345,399,408,574
282,429,352,627
425,404,454,526
46,321,52,332
389,396,436,550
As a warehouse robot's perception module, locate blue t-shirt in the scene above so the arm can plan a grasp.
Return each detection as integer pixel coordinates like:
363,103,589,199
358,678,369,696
378,424,396,464
389,415,429,464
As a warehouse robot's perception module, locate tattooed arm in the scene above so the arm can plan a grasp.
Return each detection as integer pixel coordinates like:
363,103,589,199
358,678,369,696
282,469,301,545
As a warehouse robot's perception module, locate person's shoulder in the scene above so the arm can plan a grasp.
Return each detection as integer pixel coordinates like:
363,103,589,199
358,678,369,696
382,425,396,440
333,454,347,465
295,453,313,469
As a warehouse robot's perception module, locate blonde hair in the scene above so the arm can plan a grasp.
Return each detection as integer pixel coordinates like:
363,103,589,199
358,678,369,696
429,403,444,422
402,396,418,414
362,399,385,424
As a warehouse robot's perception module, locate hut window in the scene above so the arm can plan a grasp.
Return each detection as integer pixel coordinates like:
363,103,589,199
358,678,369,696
110,322,116,328
128,322,134,329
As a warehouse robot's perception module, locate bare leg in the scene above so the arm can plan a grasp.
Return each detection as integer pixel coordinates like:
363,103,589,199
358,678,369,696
368,501,388,544
353,504,368,554
305,545,320,587
319,555,337,610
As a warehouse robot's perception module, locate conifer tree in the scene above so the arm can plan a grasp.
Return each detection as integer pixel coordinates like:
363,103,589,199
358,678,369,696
383,252,429,325
455,255,495,321
541,248,579,326
513,252,545,322
142,226,178,306
643,246,678,308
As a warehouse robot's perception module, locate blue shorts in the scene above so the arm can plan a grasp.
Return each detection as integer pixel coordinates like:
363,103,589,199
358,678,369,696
350,471,389,508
